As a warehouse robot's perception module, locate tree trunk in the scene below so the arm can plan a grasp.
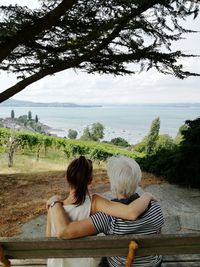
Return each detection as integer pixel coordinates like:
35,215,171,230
36,147,40,161
7,137,17,167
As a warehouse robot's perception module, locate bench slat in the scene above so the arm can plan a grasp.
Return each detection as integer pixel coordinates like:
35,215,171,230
162,263,200,267
1,256,200,267
0,234,200,259
163,254,200,262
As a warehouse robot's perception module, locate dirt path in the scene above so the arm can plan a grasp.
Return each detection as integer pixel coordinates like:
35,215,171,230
0,169,164,237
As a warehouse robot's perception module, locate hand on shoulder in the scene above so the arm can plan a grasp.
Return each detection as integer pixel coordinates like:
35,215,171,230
142,192,158,202
46,195,62,210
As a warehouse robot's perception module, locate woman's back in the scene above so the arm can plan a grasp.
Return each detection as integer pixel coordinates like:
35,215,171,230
47,195,99,267
63,195,91,220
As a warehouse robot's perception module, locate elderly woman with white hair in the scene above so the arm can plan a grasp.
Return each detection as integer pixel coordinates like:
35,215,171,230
47,156,164,267
108,155,142,198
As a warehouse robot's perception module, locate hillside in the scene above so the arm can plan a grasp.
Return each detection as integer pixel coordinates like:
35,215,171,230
0,98,101,107
0,116,51,135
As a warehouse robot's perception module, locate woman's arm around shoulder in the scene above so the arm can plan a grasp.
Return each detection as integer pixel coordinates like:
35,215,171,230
91,192,156,220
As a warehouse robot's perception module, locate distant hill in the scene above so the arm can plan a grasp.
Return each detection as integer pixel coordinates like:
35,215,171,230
0,99,101,108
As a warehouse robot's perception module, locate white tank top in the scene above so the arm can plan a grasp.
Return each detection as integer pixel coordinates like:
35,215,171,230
47,195,100,267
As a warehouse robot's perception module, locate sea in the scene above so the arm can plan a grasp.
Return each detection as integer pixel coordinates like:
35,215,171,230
0,104,200,144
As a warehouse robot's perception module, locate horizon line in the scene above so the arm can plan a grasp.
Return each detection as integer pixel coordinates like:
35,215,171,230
4,98,200,106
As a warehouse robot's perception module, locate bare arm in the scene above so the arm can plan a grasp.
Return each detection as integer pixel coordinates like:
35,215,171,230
91,192,155,220
48,198,97,239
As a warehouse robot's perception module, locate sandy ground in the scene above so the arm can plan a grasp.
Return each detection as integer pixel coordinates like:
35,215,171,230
0,169,165,237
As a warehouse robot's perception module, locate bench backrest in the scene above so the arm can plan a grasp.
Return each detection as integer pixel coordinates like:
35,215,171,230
0,233,200,259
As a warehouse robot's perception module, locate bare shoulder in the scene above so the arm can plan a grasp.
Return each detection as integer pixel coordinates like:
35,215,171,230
91,193,109,215
91,193,108,204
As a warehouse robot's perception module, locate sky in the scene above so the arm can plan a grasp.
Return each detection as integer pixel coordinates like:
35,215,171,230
0,0,200,104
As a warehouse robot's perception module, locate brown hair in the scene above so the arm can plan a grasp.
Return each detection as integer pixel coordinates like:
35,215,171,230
66,156,93,206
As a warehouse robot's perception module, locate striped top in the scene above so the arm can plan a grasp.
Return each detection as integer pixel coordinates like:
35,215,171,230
90,200,164,267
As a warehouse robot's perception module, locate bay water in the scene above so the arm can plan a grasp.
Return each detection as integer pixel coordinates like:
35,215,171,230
0,104,199,144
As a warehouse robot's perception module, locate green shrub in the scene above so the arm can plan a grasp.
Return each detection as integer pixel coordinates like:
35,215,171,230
89,148,114,162
137,148,176,177
167,118,200,188
138,118,200,188
154,134,175,153
80,122,104,141
134,137,147,153
64,143,90,158
110,137,130,147
174,123,188,144
68,129,78,139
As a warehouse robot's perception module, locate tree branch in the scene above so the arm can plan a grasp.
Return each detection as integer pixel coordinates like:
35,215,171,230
0,0,78,63
0,56,87,102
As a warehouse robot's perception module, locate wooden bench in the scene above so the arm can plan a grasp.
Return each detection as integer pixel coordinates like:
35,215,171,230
0,233,200,266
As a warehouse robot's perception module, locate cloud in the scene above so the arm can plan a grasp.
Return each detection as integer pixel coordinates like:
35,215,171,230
1,63,200,104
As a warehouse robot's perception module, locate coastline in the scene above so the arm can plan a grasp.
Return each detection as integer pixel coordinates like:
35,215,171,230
0,117,52,135
0,116,140,144
45,123,143,144
1,104,200,144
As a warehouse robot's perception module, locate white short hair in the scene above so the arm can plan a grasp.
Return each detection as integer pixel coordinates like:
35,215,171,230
107,156,142,197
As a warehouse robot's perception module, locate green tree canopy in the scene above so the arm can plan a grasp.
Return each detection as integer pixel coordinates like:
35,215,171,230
81,122,104,141
146,117,160,154
174,123,189,144
80,127,92,141
68,129,78,139
138,117,200,188
28,110,32,121
154,134,175,153
110,137,130,147
35,114,39,123
11,109,15,119
169,117,200,187
0,0,199,102
91,122,104,141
